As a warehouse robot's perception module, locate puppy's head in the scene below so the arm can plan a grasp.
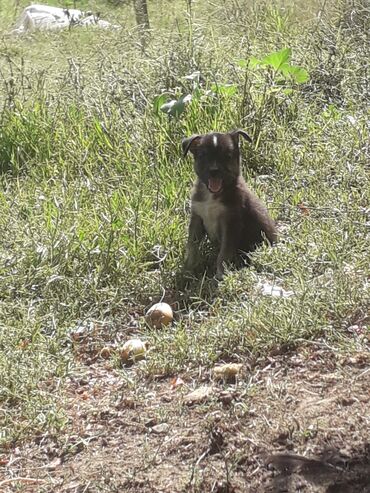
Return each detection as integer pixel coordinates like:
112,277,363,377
182,130,252,193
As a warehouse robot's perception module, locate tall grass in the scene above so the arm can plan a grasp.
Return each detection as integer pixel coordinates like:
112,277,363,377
0,0,369,445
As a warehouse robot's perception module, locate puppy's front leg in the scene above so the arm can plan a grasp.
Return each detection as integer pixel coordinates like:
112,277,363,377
184,212,206,273
216,218,238,279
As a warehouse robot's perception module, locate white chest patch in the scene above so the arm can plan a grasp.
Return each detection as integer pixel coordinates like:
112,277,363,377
192,192,226,242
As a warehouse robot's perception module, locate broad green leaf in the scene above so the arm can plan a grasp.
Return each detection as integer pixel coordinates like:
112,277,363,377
261,48,291,70
281,65,309,83
153,93,168,115
181,94,192,104
278,62,290,73
160,94,191,117
237,59,248,69
160,100,178,114
248,56,261,69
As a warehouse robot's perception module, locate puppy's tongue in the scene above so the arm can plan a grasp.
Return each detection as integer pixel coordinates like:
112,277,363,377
208,177,223,193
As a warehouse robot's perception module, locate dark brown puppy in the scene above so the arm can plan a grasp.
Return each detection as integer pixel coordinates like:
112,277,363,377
182,130,277,279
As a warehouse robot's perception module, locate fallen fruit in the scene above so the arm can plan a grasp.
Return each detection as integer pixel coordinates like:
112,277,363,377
145,302,173,328
184,386,213,405
213,363,243,382
120,339,147,363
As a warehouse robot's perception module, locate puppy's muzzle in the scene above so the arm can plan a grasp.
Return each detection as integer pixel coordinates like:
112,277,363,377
207,164,223,194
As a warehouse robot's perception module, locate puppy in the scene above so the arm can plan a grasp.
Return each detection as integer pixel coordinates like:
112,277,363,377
182,129,277,279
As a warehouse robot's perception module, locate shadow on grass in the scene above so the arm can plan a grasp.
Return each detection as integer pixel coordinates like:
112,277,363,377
267,443,370,492
169,246,256,308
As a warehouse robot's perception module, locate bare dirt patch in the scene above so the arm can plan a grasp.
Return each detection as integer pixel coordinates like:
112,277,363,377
1,345,369,492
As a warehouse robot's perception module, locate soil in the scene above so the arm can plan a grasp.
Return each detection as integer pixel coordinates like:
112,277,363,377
1,344,370,493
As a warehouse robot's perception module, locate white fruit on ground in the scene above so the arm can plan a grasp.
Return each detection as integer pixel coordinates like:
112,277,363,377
145,302,173,328
120,338,147,362
213,363,243,380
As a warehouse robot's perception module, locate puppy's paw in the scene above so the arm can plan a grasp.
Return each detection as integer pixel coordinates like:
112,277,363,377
182,262,194,277
215,266,224,281
183,255,203,276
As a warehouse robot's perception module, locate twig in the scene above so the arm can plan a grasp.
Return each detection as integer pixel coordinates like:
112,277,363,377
195,447,211,466
187,446,211,489
355,367,370,380
0,477,46,487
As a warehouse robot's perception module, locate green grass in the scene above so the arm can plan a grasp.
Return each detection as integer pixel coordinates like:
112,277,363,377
0,0,369,446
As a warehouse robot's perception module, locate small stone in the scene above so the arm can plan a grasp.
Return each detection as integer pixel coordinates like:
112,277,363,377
184,386,213,405
151,423,169,434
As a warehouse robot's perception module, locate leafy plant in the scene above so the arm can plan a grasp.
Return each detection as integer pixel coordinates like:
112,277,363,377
159,94,192,117
238,47,309,84
152,49,307,124
236,48,310,147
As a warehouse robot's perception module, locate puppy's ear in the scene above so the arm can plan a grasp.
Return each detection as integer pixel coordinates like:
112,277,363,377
182,135,201,157
230,129,252,143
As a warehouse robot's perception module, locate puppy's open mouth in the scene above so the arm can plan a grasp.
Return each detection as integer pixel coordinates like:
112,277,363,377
208,177,223,193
